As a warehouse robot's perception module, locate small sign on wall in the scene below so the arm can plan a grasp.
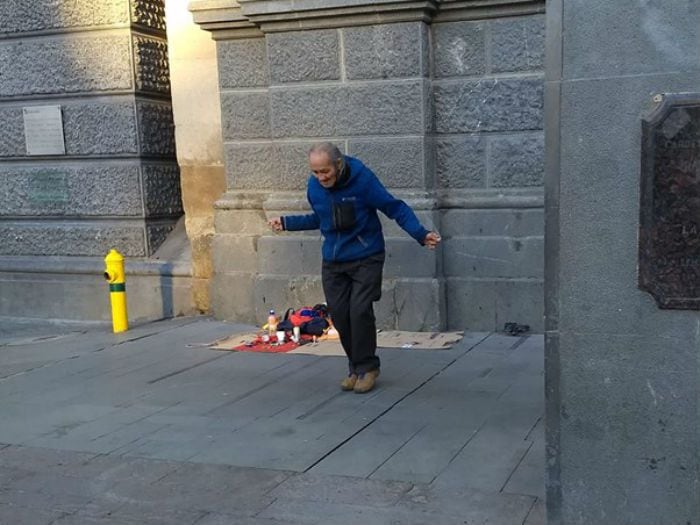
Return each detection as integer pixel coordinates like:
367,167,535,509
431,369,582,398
23,105,66,156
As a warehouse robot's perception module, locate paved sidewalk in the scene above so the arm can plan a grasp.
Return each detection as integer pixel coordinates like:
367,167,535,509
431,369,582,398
0,317,545,525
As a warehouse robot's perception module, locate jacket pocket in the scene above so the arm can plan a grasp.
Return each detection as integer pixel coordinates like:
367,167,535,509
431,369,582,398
356,234,368,247
332,201,356,231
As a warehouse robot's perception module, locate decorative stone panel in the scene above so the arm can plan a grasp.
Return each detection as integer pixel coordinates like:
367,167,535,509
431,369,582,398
131,0,167,32
217,38,269,88
0,165,143,216
136,101,176,157
0,35,132,97
0,0,129,35
142,164,183,216
62,102,140,156
0,108,26,157
0,222,147,257
433,77,543,133
267,30,340,83
133,36,171,95
270,81,426,137
0,102,141,158
343,22,427,80
146,220,177,254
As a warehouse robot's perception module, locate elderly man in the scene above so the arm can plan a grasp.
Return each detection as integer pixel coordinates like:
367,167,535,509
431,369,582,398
269,143,440,393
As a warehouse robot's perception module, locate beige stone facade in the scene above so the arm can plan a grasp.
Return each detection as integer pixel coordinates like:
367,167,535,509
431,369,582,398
165,0,226,312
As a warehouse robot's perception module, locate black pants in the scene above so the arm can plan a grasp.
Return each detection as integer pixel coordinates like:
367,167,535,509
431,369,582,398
322,252,384,374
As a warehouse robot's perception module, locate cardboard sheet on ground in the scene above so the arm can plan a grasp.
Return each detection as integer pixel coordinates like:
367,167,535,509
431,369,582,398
208,330,463,355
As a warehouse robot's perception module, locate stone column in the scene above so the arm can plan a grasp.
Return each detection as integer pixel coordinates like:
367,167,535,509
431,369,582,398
0,0,181,257
545,1,700,523
0,0,186,321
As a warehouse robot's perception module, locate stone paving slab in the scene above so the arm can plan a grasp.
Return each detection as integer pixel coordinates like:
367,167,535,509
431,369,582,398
0,317,545,524
259,484,537,525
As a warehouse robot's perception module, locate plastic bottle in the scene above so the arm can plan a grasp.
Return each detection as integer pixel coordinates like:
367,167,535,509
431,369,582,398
267,309,278,337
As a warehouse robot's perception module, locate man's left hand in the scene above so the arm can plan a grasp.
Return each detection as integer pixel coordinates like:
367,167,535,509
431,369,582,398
424,231,441,249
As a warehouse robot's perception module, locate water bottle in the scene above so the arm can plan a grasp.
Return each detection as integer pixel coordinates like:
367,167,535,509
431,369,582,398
267,309,277,337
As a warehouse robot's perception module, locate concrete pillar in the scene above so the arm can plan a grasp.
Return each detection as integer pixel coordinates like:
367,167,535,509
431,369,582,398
545,1,700,523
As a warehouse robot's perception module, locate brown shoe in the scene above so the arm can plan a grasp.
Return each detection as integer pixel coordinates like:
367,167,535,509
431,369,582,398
353,369,380,394
341,373,358,391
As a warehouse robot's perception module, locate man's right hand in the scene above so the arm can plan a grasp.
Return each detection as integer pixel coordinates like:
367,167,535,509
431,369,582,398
268,217,284,232
423,231,441,249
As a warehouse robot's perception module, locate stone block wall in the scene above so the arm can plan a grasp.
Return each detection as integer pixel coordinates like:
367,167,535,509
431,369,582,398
0,0,182,259
433,13,545,330
210,21,440,329
193,0,545,331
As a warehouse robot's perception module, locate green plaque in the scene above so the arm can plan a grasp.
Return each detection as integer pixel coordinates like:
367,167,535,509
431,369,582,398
28,172,70,204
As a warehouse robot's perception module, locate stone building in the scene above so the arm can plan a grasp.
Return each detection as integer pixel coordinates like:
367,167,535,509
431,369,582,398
190,0,546,331
0,0,545,331
3,2,699,524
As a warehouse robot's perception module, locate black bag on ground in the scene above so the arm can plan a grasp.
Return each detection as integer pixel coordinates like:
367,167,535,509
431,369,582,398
300,317,328,336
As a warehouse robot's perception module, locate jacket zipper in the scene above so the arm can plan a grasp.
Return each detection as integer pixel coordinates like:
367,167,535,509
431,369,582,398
357,235,368,247
331,194,339,261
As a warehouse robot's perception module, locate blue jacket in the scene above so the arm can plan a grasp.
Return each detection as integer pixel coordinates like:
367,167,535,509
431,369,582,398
282,156,429,263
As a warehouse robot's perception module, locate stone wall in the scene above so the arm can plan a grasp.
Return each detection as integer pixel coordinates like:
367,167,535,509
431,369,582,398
192,0,545,331
433,14,545,330
0,0,181,259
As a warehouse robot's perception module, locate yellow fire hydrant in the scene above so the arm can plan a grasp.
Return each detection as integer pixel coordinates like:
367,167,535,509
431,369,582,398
104,249,128,333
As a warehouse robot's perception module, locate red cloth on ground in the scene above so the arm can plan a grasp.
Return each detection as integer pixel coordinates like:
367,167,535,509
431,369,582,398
231,334,313,353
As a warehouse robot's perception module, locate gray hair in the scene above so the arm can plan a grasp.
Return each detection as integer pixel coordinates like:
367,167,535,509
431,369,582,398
308,142,343,164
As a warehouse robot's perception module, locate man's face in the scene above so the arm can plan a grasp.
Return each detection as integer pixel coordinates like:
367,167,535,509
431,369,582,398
309,151,341,188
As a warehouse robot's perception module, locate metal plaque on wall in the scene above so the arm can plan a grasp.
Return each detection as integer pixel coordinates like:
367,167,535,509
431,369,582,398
639,93,700,309
23,105,66,156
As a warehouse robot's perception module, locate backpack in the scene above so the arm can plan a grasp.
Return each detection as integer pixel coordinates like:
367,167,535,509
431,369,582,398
277,304,329,335
287,307,315,326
